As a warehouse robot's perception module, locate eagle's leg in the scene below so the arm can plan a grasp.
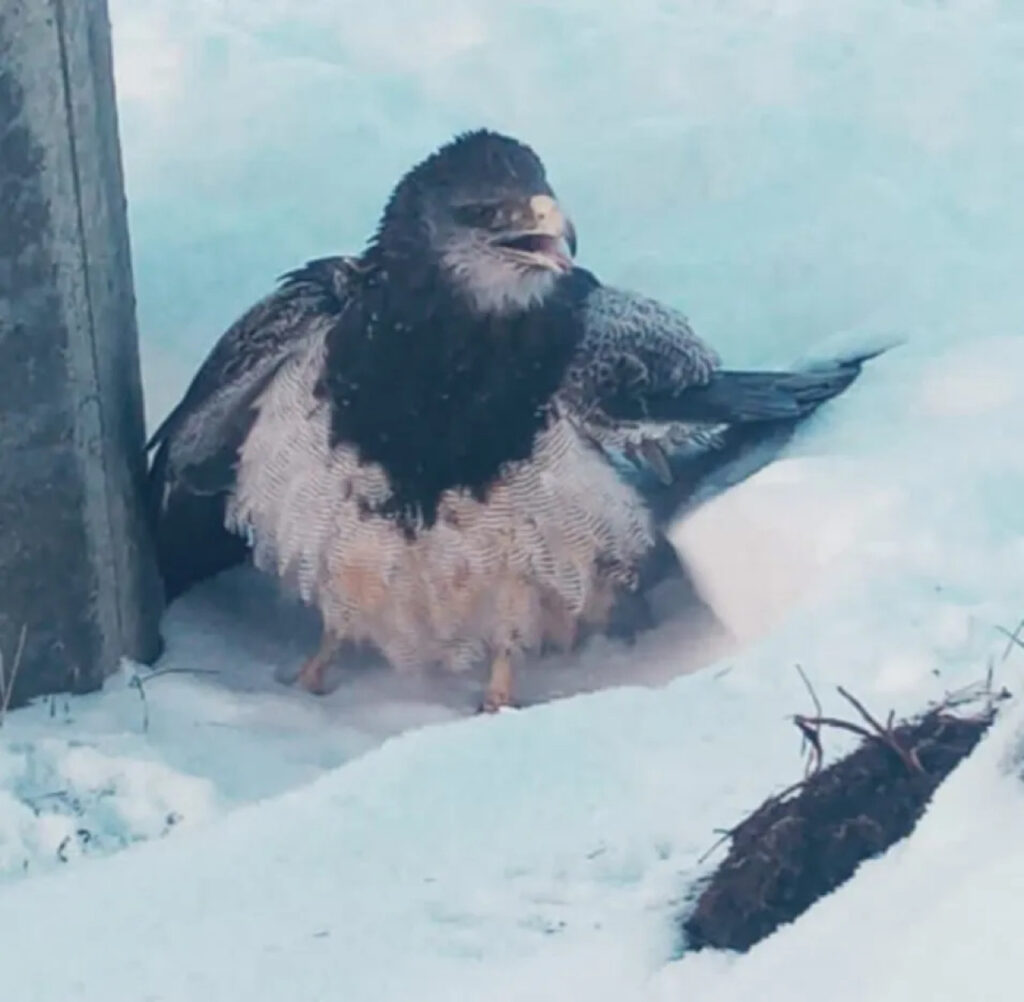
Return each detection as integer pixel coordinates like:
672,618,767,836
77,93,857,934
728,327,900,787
480,580,533,713
481,649,515,713
295,631,341,696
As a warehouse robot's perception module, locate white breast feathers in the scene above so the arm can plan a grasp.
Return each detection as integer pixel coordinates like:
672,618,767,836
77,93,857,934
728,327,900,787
226,332,654,672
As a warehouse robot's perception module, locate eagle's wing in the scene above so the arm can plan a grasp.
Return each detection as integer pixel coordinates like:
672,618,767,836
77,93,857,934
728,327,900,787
563,275,887,635
563,274,886,522
148,255,356,599
561,276,723,482
147,256,356,486
563,279,721,425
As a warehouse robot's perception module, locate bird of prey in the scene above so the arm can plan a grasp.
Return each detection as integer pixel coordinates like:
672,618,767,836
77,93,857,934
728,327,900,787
148,129,880,710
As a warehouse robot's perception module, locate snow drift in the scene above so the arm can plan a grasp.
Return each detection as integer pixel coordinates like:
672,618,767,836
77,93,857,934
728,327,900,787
2,1,1024,1000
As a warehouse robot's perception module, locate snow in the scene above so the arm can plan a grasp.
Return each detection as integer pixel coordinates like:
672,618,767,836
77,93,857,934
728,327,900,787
0,734,217,881
114,0,1024,429
4,0,1024,998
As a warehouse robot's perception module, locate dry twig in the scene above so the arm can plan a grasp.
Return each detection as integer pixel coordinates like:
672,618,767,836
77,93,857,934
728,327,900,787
696,665,1002,866
794,664,823,719
129,665,220,732
0,624,29,727
837,685,924,773
930,670,1011,718
793,665,824,776
997,619,1024,660
129,674,150,733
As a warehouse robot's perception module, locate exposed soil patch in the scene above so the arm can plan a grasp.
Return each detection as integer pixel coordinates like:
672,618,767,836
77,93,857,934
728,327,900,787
682,684,1006,953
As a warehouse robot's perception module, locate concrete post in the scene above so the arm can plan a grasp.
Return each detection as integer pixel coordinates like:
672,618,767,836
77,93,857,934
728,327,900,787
0,0,162,706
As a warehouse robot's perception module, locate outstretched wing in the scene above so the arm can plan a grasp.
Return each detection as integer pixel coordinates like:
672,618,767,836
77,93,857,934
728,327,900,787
564,276,889,633
562,277,721,418
615,352,884,524
563,274,887,519
148,255,356,600
561,273,724,483
600,357,878,425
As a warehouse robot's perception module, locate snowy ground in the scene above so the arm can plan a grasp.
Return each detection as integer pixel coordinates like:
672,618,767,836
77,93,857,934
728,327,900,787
3,332,1022,1001
4,0,1024,999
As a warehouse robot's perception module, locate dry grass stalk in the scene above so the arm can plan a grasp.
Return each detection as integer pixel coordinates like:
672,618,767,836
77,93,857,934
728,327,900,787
0,624,29,727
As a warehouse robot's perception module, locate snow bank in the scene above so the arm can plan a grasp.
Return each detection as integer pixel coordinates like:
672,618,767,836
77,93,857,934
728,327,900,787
0,326,1021,999
109,0,1024,429
2,1,1024,999
0,734,217,882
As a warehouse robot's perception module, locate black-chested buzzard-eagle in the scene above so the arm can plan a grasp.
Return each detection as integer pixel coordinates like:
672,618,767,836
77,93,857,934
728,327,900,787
147,130,881,710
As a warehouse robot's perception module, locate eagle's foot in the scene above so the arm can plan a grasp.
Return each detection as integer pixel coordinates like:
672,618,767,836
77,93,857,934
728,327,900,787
479,651,516,713
478,693,518,714
295,634,340,696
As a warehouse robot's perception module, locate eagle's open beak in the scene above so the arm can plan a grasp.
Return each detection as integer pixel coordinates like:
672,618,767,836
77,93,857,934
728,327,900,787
493,194,576,274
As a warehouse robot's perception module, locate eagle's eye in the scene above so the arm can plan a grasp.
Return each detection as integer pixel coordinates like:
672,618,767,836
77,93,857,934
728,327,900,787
452,202,504,229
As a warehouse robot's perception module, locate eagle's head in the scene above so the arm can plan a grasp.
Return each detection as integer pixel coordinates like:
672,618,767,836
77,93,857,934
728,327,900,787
373,130,577,316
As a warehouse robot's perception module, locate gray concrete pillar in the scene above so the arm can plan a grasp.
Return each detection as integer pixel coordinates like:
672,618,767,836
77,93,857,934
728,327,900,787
0,0,162,706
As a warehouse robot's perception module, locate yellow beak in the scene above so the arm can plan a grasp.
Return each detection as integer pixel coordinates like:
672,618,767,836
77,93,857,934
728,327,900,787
528,195,577,258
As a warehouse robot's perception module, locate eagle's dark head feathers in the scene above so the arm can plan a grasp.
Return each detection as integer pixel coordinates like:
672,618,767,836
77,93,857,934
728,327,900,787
319,129,593,529
371,129,577,316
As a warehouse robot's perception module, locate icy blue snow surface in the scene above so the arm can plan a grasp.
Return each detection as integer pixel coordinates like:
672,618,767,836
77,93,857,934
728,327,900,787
111,0,1024,429
3,3,1024,1000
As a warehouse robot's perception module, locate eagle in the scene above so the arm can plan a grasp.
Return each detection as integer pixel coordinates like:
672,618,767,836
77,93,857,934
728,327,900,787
148,130,879,710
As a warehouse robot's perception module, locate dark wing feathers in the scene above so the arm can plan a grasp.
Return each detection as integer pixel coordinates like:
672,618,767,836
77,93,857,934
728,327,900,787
616,354,881,541
602,352,882,425
571,280,888,624
148,436,251,602
569,275,887,523
563,276,720,408
147,255,355,600
147,256,355,454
